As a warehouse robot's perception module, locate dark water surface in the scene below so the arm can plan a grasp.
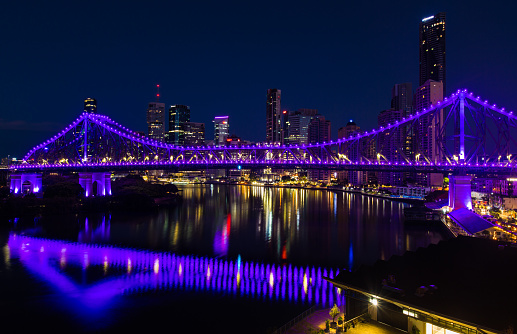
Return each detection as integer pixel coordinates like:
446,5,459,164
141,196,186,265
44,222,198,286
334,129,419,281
0,185,447,333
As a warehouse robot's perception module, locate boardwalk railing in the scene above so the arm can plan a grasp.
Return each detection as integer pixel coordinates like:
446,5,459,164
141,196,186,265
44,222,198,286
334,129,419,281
273,305,318,334
342,313,368,330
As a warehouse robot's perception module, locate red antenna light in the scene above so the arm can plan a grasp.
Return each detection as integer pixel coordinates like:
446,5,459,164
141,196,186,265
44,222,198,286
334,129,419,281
156,84,160,102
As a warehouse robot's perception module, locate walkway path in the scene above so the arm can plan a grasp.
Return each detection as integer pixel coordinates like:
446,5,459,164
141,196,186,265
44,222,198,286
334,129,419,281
285,309,404,334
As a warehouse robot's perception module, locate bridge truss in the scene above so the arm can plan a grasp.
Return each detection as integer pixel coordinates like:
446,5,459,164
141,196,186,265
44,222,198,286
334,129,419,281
13,89,517,175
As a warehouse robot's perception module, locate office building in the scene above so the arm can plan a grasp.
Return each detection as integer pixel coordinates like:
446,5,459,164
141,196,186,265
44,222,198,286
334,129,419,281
147,102,165,141
183,122,205,146
392,82,415,165
391,82,413,114
337,120,376,186
419,13,446,92
414,79,444,187
266,89,282,143
308,115,331,183
286,108,318,145
214,116,229,146
168,105,190,145
338,120,360,139
84,98,97,113
338,120,361,185
378,109,404,186
308,115,330,145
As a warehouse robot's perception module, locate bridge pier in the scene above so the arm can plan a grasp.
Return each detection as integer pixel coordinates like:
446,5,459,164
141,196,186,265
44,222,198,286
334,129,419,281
79,172,111,197
10,173,42,195
448,175,472,211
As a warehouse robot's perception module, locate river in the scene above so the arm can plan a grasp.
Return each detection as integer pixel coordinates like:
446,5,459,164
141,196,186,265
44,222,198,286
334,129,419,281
0,185,448,333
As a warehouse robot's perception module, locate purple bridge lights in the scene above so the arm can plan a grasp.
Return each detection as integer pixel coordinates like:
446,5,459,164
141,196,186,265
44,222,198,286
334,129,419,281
7,88,517,201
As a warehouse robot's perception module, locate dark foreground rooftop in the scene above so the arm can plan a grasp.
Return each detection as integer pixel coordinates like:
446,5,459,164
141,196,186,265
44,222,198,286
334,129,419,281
327,236,517,332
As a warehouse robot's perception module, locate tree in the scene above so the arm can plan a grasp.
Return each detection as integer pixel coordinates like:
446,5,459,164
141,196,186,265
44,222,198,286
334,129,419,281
44,181,84,198
329,304,340,323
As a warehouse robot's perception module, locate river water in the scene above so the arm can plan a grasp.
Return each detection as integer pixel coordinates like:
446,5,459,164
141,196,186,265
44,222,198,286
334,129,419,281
0,185,447,333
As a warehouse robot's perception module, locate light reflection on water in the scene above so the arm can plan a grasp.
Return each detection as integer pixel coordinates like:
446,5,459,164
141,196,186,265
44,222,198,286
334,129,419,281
9,185,447,270
0,185,448,332
8,234,342,317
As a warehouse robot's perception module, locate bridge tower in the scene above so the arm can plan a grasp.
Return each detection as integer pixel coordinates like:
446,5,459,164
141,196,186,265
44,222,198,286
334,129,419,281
458,91,466,162
448,175,472,211
79,172,112,197
10,173,42,195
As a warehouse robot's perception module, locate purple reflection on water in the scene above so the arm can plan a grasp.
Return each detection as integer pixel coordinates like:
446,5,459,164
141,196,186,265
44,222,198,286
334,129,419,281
8,233,342,322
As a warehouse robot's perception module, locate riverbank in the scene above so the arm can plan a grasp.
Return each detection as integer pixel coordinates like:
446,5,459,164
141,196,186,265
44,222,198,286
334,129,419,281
326,186,424,205
198,181,424,205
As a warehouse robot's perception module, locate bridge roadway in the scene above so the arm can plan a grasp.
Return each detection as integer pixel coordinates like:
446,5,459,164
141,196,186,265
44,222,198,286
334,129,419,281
9,160,517,176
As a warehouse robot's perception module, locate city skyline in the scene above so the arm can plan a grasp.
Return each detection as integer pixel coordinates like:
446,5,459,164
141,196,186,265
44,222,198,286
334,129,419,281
1,1,516,159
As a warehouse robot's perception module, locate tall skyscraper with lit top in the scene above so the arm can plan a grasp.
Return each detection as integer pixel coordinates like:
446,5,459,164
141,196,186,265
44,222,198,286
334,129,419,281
419,13,446,92
417,13,445,188
266,89,282,143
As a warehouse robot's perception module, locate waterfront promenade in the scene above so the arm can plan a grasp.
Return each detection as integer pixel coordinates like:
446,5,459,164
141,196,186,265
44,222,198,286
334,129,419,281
285,309,402,334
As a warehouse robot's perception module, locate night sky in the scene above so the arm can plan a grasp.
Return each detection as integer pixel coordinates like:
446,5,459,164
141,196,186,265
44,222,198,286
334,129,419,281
1,0,516,159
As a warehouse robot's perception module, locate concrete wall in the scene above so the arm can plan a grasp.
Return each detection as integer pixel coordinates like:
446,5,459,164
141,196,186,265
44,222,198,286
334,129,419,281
10,173,42,195
448,175,472,210
79,172,111,197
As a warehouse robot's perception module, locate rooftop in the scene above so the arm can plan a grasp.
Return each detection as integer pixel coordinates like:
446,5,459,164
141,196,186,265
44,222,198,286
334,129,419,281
327,236,517,332
448,208,495,235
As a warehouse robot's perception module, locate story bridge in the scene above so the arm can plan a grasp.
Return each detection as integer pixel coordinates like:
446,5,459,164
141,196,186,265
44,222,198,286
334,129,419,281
8,89,517,208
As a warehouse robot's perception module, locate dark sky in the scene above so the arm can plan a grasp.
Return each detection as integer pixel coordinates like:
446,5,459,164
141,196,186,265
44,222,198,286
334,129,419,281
1,0,516,159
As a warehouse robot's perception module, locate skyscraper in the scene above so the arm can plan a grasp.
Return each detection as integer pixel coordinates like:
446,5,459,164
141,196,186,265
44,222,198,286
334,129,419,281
308,115,331,183
308,115,330,145
417,13,445,188
391,83,413,113
147,102,165,141
392,82,414,181
266,89,282,143
338,120,360,139
419,13,446,93
84,98,97,113
183,122,205,146
338,120,364,185
168,105,190,145
285,108,318,145
213,116,229,146
377,109,404,186
414,79,444,187
414,80,444,161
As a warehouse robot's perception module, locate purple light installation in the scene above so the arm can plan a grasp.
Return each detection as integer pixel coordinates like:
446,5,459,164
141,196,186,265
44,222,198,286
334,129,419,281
8,234,341,308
